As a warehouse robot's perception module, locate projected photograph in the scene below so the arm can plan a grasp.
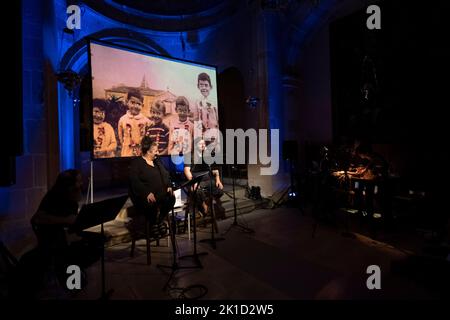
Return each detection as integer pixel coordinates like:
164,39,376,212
89,41,219,159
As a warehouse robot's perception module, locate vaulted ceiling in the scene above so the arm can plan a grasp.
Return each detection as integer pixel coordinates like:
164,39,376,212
82,0,241,31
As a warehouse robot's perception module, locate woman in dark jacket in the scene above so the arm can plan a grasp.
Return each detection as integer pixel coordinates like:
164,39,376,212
129,136,175,226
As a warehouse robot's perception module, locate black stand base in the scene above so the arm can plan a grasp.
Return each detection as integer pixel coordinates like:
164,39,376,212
224,220,254,235
199,237,225,250
178,251,208,267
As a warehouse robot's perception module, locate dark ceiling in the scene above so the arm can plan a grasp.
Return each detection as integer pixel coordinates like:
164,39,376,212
111,0,225,15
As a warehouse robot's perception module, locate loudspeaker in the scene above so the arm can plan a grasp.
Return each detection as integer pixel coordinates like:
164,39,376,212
0,157,16,186
282,140,298,161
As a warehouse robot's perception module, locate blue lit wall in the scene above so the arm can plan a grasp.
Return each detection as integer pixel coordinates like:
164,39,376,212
0,0,47,249
264,11,284,139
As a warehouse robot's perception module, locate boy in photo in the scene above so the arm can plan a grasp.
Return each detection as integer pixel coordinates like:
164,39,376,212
168,96,193,156
145,100,170,155
93,99,117,158
195,72,218,131
118,89,150,157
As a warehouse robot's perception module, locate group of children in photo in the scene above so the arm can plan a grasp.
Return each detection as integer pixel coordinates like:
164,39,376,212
93,72,219,158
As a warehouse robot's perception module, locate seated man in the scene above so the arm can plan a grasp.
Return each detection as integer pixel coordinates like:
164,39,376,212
184,138,225,219
129,136,175,236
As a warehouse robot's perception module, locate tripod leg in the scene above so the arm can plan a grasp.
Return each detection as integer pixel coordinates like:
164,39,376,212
146,219,151,265
130,239,135,257
214,218,219,234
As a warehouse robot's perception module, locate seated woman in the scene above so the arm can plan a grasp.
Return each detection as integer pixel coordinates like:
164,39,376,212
184,138,224,219
31,169,102,284
129,136,175,236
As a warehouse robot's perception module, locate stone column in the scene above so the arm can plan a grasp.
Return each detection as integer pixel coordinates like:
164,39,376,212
247,1,289,198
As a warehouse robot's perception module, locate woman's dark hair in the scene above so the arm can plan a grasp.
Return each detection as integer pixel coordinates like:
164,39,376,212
52,169,81,195
141,136,157,154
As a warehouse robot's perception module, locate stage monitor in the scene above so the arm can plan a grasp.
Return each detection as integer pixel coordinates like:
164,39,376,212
88,40,220,160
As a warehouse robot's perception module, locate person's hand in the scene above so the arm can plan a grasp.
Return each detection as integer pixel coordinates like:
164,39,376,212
167,187,173,195
191,183,198,192
216,180,223,190
355,166,367,176
65,231,83,244
147,193,156,203
66,214,78,225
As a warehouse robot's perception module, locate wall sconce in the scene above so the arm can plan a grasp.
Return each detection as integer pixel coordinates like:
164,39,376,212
57,69,82,106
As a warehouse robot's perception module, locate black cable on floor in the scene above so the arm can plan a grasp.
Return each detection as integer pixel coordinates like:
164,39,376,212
168,284,208,300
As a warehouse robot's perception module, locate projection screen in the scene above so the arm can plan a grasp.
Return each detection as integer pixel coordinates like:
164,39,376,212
89,40,219,159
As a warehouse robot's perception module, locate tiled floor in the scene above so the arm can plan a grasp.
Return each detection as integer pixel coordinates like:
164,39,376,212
39,207,444,300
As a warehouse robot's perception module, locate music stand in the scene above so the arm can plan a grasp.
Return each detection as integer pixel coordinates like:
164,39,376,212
69,194,128,300
157,174,209,289
177,172,210,267
224,165,254,235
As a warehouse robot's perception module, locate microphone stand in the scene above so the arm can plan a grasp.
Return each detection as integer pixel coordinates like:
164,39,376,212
157,199,203,290
199,162,225,249
224,165,254,234
99,219,113,300
179,175,208,267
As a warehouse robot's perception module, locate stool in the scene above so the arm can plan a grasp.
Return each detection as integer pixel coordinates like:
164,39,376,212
127,207,169,265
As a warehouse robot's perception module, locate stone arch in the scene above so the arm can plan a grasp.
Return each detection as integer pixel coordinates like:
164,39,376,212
60,28,169,74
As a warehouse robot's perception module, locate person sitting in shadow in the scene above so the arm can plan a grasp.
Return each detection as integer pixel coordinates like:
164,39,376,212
30,169,103,291
184,137,225,221
349,141,392,227
352,142,389,180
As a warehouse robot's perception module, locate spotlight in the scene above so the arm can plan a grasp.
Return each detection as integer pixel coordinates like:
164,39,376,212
288,191,298,199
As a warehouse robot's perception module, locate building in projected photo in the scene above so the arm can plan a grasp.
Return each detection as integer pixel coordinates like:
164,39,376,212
104,76,177,117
